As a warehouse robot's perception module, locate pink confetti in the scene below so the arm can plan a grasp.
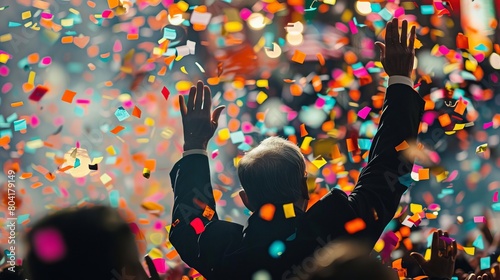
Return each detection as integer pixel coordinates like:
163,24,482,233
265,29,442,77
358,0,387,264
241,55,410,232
33,228,66,263
474,216,486,223
240,8,252,20
152,258,166,274
40,56,52,66
0,65,9,76
357,106,372,119
335,22,349,34
348,20,358,34
41,12,53,19
394,7,405,18
493,191,499,203
31,115,40,128
438,45,450,55
2,82,13,94
211,150,219,159
113,40,122,52
76,141,80,148
483,122,493,129
102,9,112,18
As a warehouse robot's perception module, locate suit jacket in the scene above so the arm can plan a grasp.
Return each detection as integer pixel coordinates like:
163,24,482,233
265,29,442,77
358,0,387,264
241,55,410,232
169,84,425,280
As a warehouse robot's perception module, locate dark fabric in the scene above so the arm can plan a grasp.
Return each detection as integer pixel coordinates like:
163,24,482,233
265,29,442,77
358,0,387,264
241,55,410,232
169,84,425,280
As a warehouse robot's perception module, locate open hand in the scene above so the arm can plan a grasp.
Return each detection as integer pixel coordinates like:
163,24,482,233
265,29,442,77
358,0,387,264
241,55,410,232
375,18,416,78
410,230,457,279
178,80,225,151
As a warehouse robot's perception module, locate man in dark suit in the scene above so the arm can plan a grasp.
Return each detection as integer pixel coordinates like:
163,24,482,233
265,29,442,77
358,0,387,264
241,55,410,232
169,18,423,280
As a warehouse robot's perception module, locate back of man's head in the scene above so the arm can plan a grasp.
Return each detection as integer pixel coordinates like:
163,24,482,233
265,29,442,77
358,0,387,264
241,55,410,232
25,206,140,280
237,136,306,209
307,241,398,280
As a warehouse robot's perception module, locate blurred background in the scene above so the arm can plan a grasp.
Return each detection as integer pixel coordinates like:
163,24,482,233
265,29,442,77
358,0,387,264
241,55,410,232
1,0,500,277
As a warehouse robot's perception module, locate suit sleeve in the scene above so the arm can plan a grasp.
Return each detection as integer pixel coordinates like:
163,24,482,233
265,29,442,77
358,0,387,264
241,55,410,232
309,83,424,246
168,154,220,277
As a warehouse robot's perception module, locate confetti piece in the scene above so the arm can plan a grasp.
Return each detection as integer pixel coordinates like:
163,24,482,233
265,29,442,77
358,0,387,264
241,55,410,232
211,149,219,159
115,107,130,121
29,85,49,101
345,218,366,234
13,119,27,131
476,143,488,153
109,190,119,207
61,90,76,103
474,216,485,223
110,125,124,134
291,50,306,64
190,218,205,234
256,91,268,104
202,205,215,220
493,191,499,203
418,169,430,180
283,203,295,218
395,141,409,152
463,247,475,255
420,5,434,15
11,101,23,107
480,257,490,270
456,33,469,49
311,156,327,169
300,124,308,137
473,235,484,250
268,240,285,258
132,106,142,118
33,228,66,263
161,86,170,101
260,204,276,221
106,145,116,156
357,106,371,119
438,114,451,127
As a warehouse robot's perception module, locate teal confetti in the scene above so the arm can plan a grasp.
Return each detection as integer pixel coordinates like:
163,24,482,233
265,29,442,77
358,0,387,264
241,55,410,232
480,257,490,270
420,5,435,15
8,21,21,27
268,240,286,258
378,8,393,21
473,234,484,250
13,119,27,131
109,190,119,208
115,106,130,121
230,131,245,144
74,158,80,168
474,43,488,51
163,27,177,40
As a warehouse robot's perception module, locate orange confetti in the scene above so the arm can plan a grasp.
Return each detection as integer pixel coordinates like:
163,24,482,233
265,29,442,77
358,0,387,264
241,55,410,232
316,53,325,66
127,34,139,40
107,0,119,8
346,138,357,152
31,182,43,189
438,114,451,127
454,100,467,115
395,141,409,152
110,125,125,134
144,159,156,171
345,218,366,234
260,204,276,221
11,101,24,107
418,168,430,180
300,124,308,137
61,36,74,44
61,89,76,103
291,50,306,64
132,106,142,118
290,84,302,96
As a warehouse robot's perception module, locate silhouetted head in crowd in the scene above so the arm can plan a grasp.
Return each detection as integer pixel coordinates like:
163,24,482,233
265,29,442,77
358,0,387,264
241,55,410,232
307,241,398,280
238,136,309,212
25,205,147,280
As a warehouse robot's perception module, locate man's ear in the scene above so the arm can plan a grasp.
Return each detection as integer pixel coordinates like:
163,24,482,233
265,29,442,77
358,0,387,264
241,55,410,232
239,190,255,212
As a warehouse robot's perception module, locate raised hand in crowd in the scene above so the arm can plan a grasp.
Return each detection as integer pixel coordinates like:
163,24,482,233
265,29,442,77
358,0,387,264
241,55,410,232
410,230,457,280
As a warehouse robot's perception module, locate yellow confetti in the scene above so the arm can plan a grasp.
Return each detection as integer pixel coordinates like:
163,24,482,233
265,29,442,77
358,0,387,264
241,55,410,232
99,173,112,185
28,71,36,85
144,117,155,126
22,11,32,20
424,248,431,261
300,136,314,151
0,53,9,63
0,34,12,42
61,18,74,27
218,128,230,141
106,145,116,155
410,203,423,214
180,66,188,74
476,143,488,153
463,247,475,255
283,203,295,218
256,91,268,104
256,79,269,88
311,156,327,169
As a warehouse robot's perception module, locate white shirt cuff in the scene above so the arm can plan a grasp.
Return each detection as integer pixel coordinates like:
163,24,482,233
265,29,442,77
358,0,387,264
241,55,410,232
388,76,414,88
183,149,207,157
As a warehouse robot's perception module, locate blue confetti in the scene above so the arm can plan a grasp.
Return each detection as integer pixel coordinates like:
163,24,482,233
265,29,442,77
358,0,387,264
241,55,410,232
230,131,245,144
420,5,435,15
74,158,81,168
473,234,484,250
480,257,490,270
269,240,286,258
109,190,119,208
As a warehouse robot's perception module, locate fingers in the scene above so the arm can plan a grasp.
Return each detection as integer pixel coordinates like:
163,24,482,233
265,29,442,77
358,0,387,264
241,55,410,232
187,85,196,112
410,252,426,267
431,231,439,256
211,106,225,125
145,255,160,280
179,95,187,117
194,80,204,110
375,42,385,60
408,25,416,51
203,85,211,113
391,18,400,45
452,240,458,259
468,274,478,280
401,20,408,48
385,21,393,45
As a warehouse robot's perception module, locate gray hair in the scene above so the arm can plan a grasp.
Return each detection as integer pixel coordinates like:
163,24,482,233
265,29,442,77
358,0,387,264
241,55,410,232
237,136,306,209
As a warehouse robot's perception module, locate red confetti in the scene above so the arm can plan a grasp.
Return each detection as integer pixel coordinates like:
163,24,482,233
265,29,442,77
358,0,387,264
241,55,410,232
190,217,205,234
29,85,49,101
161,86,170,101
